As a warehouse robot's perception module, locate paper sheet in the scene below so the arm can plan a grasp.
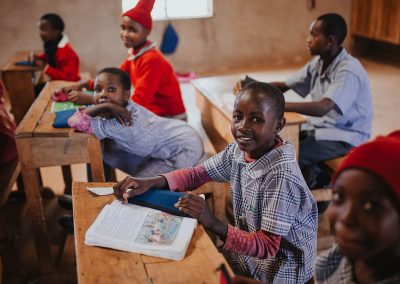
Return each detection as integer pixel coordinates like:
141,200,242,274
87,187,114,196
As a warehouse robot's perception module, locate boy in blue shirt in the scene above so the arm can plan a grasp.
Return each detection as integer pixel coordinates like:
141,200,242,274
235,13,373,191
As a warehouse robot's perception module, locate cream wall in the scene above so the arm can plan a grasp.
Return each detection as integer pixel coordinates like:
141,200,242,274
0,0,351,76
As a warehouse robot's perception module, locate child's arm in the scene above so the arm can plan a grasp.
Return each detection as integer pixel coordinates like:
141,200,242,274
43,50,80,81
113,175,168,203
161,165,213,192
83,103,132,125
67,90,97,105
285,98,335,117
176,194,281,259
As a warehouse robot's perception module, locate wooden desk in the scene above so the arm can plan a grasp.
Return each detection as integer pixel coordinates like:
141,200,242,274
192,75,306,154
73,182,232,284
2,50,40,124
15,81,105,276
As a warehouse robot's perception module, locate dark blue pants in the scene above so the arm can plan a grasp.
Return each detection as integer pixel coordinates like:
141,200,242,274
299,130,353,189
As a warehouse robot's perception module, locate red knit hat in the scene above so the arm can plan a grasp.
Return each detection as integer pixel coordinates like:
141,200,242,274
123,0,155,31
332,131,400,200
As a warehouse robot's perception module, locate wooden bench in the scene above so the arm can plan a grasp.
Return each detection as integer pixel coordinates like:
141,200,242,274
322,156,346,175
0,158,21,207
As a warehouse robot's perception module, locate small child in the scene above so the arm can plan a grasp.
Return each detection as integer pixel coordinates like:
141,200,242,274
114,82,318,283
67,67,203,177
315,131,400,283
63,0,186,120
33,13,81,82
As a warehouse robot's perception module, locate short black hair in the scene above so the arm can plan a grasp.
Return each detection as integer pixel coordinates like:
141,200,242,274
240,82,285,119
98,67,131,91
41,13,65,32
317,13,347,45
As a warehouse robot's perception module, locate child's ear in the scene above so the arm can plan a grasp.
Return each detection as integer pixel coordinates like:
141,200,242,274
326,35,335,47
275,117,286,134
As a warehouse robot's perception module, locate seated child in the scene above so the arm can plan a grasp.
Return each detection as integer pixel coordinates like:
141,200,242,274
113,82,318,283
314,131,400,283
63,0,186,120
33,13,81,83
68,67,203,177
234,13,373,190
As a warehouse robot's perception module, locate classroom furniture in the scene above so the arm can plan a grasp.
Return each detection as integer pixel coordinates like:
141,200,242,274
1,51,40,125
192,75,307,154
15,81,105,276
73,181,233,284
351,0,400,44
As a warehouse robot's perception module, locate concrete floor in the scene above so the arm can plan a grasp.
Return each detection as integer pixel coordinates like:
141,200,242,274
2,57,400,283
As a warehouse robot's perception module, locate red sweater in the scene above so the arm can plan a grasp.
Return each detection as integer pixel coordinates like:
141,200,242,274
38,35,81,82
120,42,185,117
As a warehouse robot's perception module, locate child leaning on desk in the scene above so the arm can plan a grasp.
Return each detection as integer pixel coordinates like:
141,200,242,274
114,82,318,283
62,0,186,120
67,67,203,177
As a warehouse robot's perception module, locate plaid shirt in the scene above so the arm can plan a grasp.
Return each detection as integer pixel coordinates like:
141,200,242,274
204,142,317,283
315,244,400,284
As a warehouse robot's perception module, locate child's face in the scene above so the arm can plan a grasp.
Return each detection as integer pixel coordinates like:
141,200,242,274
38,19,61,43
94,73,130,106
231,90,284,159
307,20,329,56
328,169,400,262
120,16,150,49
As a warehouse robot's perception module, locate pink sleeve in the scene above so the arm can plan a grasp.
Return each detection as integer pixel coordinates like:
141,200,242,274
67,109,93,133
222,225,281,259
161,164,212,192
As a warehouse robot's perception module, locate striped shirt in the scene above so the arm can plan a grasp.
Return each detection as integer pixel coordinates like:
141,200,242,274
315,244,400,284
204,142,318,283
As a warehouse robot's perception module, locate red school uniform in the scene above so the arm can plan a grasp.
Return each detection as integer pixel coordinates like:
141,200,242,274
37,34,81,82
120,42,185,117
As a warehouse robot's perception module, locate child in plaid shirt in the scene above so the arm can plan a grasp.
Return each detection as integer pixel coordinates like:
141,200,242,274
114,82,317,283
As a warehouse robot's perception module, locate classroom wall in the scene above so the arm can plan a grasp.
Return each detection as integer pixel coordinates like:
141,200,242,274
0,0,351,76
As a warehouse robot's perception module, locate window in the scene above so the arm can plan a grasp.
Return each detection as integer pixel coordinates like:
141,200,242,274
122,0,213,20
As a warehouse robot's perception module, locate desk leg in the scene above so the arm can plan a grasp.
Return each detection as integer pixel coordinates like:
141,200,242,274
88,138,105,182
16,139,54,275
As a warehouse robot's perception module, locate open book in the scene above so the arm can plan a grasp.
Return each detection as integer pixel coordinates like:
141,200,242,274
85,200,197,261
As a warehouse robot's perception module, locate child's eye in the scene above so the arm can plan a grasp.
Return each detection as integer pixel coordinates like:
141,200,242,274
363,201,382,213
331,191,344,204
232,114,241,123
252,117,263,122
129,27,137,32
107,87,116,92
94,88,101,93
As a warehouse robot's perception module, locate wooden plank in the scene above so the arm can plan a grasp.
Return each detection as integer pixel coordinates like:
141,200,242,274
0,158,21,206
73,181,161,284
73,182,233,284
28,137,90,168
311,189,333,202
144,225,232,284
323,156,346,174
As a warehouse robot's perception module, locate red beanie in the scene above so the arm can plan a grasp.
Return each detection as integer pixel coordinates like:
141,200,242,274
332,131,400,201
123,0,155,31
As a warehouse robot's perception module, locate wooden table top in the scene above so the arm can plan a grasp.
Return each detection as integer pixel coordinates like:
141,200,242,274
15,80,93,139
192,75,307,125
73,182,232,284
3,50,40,72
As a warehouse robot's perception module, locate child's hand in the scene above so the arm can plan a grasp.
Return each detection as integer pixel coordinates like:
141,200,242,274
62,84,83,94
67,91,95,105
233,79,243,95
113,176,167,204
175,193,215,227
106,103,132,126
33,57,46,69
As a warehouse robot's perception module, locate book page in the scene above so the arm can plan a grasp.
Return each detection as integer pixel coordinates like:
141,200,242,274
85,201,197,260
